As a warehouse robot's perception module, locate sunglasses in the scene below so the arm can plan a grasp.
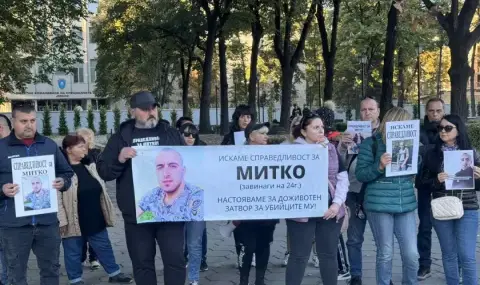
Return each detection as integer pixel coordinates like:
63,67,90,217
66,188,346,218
183,131,198,137
437,125,456,133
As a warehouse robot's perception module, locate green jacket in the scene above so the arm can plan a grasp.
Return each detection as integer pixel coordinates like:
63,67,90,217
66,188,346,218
355,133,417,214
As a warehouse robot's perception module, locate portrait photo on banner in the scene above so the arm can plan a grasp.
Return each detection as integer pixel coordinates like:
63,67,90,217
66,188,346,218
131,145,329,223
385,120,420,177
346,121,372,154
12,155,58,217
444,150,475,190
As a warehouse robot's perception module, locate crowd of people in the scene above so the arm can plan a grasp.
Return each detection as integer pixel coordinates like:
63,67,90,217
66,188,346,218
0,90,477,285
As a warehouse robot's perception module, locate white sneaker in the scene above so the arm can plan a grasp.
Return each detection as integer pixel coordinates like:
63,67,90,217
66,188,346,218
311,255,319,268
90,260,100,270
282,252,289,267
337,270,351,281
251,254,256,267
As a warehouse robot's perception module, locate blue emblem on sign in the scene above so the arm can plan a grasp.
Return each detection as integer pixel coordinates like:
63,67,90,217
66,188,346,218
58,79,66,89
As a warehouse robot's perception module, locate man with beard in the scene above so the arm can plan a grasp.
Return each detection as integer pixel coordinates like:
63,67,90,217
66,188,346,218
97,91,186,285
416,97,445,280
452,152,475,189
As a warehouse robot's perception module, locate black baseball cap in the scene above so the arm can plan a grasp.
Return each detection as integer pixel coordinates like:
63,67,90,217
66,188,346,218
129,91,159,109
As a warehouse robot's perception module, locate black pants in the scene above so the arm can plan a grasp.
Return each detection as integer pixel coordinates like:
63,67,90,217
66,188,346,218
237,222,276,281
124,222,186,285
81,241,97,263
234,227,241,256
337,235,349,272
0,224,61,285
417,189,432,268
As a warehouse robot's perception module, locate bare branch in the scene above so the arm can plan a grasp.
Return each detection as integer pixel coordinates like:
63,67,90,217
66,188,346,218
467,24,480,48
421,0,449,32
291,2,316,67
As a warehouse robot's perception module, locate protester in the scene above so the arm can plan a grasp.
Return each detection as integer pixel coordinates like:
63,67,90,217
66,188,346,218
337,96,380,285
0,102,74,285
178,123,207,285
416,97,444,280
356,107,419,285
75,127,101,270
221,105,255,267
97,91,186,285
419,114,479,285
236,123,278,285
0,114,12,285
285,113,348,285
59,135,132,285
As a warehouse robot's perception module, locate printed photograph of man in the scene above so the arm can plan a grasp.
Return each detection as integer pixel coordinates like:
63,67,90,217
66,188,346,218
450,152,475,189
137,148,204,222
392,139,412,172
23,176,51,211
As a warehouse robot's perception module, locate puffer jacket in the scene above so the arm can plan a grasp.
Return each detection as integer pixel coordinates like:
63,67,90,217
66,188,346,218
355,133,417,214
420,146,480,210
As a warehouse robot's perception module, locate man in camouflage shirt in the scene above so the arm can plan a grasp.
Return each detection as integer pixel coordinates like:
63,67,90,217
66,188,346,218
24,177,51,210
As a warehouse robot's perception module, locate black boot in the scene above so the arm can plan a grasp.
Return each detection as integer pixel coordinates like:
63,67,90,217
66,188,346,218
255,268,266,285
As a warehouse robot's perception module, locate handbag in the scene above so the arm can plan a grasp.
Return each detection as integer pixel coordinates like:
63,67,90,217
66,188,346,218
431,191,464,220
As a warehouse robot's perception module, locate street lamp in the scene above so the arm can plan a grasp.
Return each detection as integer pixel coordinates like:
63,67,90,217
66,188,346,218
416,44,423,119
316,63,322,107
257,74,261,122
359,55,367,98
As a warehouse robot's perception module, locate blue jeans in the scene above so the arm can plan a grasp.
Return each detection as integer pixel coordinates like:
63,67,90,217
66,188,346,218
62,229,121,284
346,193,367,277
367,211,419,285
0,245,7,284
433,210,478,285
185,221,206,282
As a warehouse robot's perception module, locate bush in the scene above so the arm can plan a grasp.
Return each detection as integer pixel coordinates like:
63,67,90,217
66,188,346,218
468,122,480,150
335,122,347,132
113,106,121,132
127,108,132,119
158,107,163,120
413,104,419,119
42,106,52,136
74,107,81,130
99,106,108,135
87,105,96,133
170,109,177,127
58,105,69,136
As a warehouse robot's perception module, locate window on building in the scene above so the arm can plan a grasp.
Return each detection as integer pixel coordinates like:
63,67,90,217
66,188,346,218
74,26,83,42
73,66,84,83
89,26,96,44
90,59,97,83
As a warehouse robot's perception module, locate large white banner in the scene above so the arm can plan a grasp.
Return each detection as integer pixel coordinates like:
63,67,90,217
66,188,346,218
132,145,329,223
12,155,58,217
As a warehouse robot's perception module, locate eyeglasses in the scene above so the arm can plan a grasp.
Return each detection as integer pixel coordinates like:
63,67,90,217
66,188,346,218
183,131,198,137
437,125,456,133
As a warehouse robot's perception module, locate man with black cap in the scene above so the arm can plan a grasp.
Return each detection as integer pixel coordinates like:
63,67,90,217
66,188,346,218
97,91,186,285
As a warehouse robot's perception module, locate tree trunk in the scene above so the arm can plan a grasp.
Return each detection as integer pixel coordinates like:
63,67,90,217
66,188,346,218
380,2,398,119
449,42,470,119
323,56,334,102
397,48,405,107
280,68,295,128
180,55,192,117
248,31,262,118
199,19,216,133
470,43,476,117
436,43,443,97
219,35,229,135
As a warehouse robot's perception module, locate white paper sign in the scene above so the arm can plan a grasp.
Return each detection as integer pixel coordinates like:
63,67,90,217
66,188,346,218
12,155,58,217
131,145,329,222
385,120,420,177
234,131,246,145
444,150,475,190
346,121,372,154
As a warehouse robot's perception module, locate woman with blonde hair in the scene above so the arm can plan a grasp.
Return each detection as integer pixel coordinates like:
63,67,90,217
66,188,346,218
356,107,419,285
76,128,101,164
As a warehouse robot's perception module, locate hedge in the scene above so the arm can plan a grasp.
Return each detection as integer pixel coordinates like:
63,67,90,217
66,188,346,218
468,122,480,150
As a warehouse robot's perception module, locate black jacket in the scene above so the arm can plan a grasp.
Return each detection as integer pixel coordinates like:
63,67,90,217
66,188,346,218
420,116,439,146
0,132,73,227
96,119,185,223
420,147,480,210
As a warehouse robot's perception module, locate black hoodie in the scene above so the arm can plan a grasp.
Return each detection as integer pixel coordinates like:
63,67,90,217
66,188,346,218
420,115,439,146
96,119,185,223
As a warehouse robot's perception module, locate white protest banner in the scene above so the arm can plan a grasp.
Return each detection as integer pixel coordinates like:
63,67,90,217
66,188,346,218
234,131,246,145
444,150,475,190
131,145,329,223
12,155,58,217
385,120,420,177
346,121,372,154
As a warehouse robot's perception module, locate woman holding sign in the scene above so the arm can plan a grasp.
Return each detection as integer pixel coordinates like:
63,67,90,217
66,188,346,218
355,107,419,285
420,114,480,285
285,113,349,285
235,123,278,285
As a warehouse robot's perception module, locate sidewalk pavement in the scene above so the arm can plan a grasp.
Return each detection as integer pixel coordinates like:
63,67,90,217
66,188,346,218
23,181,479,285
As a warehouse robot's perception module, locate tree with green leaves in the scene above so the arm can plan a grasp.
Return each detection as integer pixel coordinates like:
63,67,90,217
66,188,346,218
87,105,96,133
99,106,108,135
113,106,121,132
74,107,81,130
58,105,69,136
1,1,88,95
42,106,52,136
